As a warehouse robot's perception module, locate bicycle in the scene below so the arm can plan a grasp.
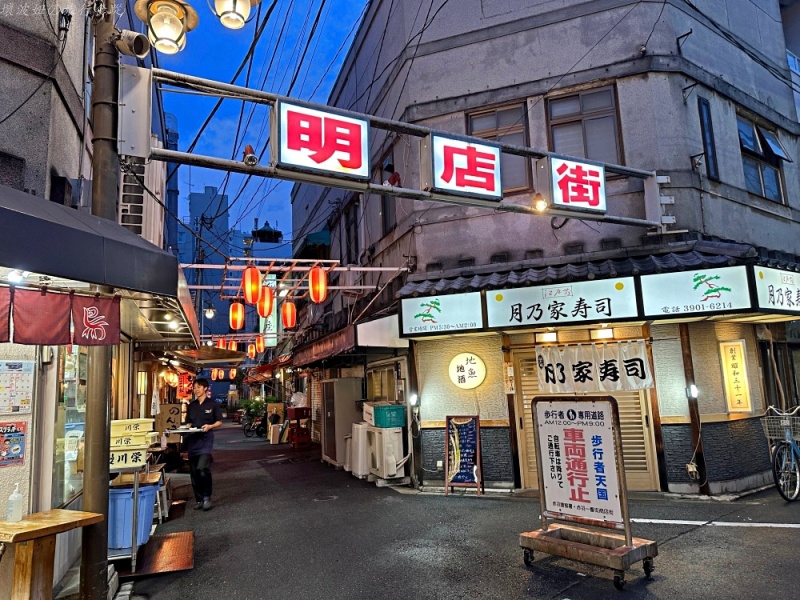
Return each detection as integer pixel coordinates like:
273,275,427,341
761,405,800,501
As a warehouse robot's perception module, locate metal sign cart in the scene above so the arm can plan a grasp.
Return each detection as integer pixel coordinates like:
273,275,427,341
519,396,657,590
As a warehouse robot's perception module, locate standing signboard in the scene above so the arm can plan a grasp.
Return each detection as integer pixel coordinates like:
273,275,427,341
444,415,484,495
518,395,657,590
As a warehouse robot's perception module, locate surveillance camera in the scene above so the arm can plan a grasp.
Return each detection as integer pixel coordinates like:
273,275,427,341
115,30,150,59
243,144,258,166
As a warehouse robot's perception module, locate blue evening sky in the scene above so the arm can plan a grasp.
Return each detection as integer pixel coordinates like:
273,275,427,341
155,0,367,252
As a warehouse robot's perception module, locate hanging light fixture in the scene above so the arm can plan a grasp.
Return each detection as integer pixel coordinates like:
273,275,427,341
242,265,262,304
308,266,328,304
212,0,259,29
229,301,245,330
229,368,237,379
248,344,256,359
256,285,274,318
255,335,266,354
281,300,296,329
211,368,218,381
216,337,226,349
134,0,199,55
228,340,238,352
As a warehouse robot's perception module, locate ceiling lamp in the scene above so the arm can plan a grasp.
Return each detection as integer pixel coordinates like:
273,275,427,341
216,337,226,349
229,368,237,379
230,301,245,330
308,266,328,304
134,0,199,55
255,335,265,354
242,265,262,304
204,305,216,319
281,300,296,329
247,344,256,359
256,286,274,318
228,340,238,352
213,0,258,29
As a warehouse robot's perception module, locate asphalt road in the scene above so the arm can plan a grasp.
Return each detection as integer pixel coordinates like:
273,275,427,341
131,423,800,600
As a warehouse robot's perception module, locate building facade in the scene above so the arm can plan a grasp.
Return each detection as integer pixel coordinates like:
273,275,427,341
291,0,800,494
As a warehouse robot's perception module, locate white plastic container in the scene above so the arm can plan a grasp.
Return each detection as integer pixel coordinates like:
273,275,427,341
6,483,24,522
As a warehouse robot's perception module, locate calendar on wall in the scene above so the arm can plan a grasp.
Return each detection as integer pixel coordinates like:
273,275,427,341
0,361,35,415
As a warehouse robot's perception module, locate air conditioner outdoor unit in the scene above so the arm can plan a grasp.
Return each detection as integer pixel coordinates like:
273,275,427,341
366,425,404,479
119,136,165,247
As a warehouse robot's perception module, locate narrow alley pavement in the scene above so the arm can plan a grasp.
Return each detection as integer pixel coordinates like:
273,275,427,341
130,423,800,600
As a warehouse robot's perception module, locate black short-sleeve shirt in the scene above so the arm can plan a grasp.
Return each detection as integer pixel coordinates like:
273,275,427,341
185,398,223,456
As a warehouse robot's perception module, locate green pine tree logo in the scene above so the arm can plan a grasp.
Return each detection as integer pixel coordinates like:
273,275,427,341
693,273,732,302
414,299,442,323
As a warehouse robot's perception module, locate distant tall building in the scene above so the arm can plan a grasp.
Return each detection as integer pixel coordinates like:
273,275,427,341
164,113,180,255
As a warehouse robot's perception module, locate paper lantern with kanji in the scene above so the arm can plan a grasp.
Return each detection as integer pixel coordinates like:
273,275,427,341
229,301,245,330
211,369,218,381
257,286,274,318
308,266,328,303
242,265,262,304
229,368,236,379
281,301,296,329
255,335,265,354
228,340,238,351
215,337,226,349
247,344,256,359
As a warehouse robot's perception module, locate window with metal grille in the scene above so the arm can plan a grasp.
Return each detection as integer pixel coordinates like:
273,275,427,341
737,115,791,203
467,104,530,193
548,87,620,165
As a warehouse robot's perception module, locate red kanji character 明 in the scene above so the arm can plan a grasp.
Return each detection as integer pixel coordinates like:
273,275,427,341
286,110,363,170
440,145,497,191
556,162,603,206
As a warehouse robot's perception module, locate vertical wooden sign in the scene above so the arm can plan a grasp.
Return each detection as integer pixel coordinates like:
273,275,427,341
444,415,484,495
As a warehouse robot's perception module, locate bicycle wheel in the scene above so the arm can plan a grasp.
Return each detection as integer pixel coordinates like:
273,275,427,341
244,422,256,437
772,442,800,501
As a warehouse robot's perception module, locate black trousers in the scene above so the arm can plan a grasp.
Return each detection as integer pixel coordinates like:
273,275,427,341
188,453,213,502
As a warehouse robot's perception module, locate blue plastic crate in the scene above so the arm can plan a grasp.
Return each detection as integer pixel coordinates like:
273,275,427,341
108,485,157,549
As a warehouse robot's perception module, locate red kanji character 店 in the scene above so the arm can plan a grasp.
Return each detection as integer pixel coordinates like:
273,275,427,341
286,110,363,170
556,162,603,206
440,144,497,191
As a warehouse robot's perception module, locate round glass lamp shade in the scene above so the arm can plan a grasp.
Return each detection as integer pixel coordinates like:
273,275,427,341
134,0,198,54
215,0,250,29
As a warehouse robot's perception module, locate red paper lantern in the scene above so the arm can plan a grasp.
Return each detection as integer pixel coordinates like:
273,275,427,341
308,266,328,304
242,265,262,304
255,335,265,354
230,301,245,330
228,340,238,351
256,286,274,318
215,338,226,349
229,368,236,379
211,369,218,381
281,301,296,329
247,344,256,359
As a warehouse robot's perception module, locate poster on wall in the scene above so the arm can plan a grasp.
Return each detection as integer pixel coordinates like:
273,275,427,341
719,340,752,413
0,360,34,415
535,341,653,394
444,416,484,495
0,421,26,467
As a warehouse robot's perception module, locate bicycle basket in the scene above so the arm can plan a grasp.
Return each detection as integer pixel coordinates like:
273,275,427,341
761,415,800,441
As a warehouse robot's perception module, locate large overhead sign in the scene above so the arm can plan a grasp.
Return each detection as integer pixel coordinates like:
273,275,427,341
272,100,370,179
421,134,503,201
400,292,483,336
486,278,637,328
753,266,800,314
640,266,751,318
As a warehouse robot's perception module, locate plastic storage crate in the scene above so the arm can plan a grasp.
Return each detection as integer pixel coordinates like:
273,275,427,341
108,485,158,549
364,402,406,428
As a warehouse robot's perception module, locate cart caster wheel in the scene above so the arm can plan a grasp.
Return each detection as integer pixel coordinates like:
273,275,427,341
643,557,654,579
523,549,534,567
613,573,626,590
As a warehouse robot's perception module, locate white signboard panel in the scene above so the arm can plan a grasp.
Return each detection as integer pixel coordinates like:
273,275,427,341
536,341,653,394
259,274,278,347
400,292,483,335
640,266,751,317
275,100,370,179
429,134,502,200
486,278,637,328
551,156,606,214
754,266,800,314
536,398,623,525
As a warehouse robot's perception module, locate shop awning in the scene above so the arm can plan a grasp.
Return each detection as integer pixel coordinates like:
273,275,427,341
292,324,356,366
0,184,179,297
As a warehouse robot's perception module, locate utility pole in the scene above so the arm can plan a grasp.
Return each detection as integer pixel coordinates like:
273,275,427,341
81,0,119,596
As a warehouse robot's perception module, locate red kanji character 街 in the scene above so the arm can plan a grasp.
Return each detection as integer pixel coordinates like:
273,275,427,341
556,162,603,207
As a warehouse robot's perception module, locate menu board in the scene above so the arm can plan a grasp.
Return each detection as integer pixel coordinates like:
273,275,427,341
0,361,34,415
445,416,484,495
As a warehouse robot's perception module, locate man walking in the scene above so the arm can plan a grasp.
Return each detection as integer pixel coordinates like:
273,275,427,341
185,378,223,511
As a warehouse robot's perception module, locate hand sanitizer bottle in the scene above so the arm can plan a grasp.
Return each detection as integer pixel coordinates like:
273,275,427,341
6,483,24,522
